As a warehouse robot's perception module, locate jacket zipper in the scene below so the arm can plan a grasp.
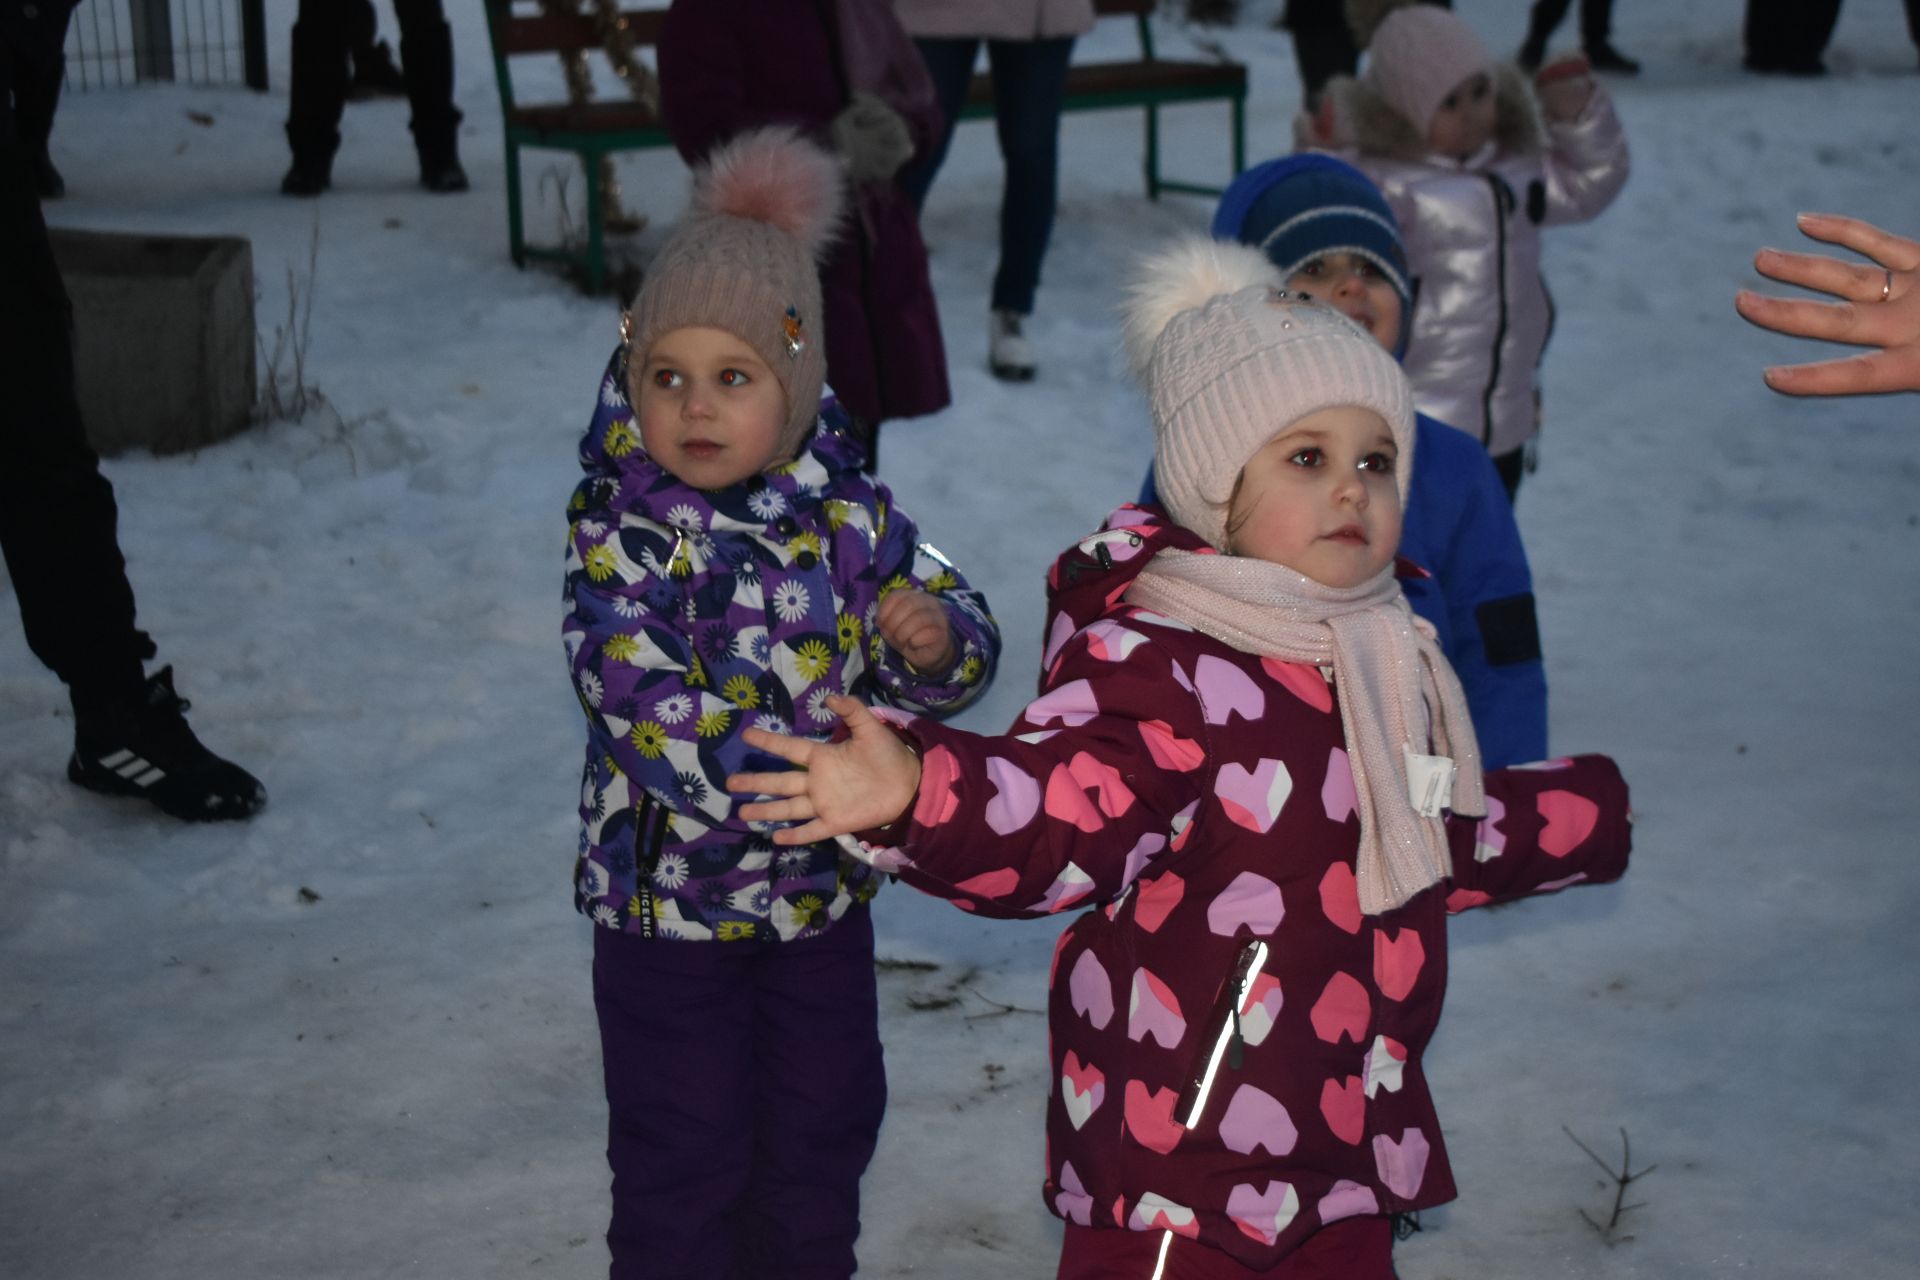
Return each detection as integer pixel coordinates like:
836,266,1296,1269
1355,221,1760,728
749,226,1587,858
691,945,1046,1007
632,792,670,939
1174,939,1270,1129
1481,173,1513,447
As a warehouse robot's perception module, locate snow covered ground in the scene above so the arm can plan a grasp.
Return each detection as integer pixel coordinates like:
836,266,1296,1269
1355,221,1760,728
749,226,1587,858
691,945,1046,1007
4,2,1918,1276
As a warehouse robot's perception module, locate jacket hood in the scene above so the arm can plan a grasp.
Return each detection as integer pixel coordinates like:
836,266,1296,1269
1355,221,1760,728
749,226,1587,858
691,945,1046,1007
1319,61,1545,163
1038,505,1212,687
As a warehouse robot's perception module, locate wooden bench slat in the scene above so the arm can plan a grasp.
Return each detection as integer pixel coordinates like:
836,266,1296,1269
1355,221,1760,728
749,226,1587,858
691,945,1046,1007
965,57,1245,109
495,8,666,55
506,100,667,136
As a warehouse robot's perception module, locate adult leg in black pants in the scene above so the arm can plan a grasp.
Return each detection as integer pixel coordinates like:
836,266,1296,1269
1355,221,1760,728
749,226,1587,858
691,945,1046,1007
1518,0,1640,74
0,127,265,821
1282,0,1359,109
1744,0,1843,75
283,0,467,195
6,0,79,196
346,0,408,99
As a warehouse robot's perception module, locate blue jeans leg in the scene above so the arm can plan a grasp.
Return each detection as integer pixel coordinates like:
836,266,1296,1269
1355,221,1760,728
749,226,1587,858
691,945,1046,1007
986,36,1074,315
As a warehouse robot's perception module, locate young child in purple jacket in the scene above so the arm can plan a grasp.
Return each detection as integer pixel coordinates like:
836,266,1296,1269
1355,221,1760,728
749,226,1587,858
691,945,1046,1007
733,240,1630,1278
561,126,999,1279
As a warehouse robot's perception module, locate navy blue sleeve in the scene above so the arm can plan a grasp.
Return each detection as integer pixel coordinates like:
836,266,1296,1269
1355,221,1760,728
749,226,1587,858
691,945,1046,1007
1401,416,1548,769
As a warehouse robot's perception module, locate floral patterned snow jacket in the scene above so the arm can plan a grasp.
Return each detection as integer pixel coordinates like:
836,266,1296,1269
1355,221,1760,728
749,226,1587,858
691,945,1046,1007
860,505,1631,1267
563,348,999,943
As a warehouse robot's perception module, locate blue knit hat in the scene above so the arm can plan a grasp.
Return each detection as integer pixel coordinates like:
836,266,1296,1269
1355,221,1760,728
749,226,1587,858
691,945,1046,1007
1211,154,1412,357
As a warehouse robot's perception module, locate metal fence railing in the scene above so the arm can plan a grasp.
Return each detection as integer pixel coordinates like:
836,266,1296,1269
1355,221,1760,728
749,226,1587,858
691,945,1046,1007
62,0,269,92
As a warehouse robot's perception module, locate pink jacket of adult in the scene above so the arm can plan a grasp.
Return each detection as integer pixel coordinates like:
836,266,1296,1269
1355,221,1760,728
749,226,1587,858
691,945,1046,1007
1306,64,1629,457
861,506,1632,1268
893,0,1094,40
659,0,950,425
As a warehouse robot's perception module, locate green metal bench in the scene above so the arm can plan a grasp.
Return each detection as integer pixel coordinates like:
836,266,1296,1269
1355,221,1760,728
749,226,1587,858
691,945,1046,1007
959,0,1247,199
483,0,1247,293
483,2,669,294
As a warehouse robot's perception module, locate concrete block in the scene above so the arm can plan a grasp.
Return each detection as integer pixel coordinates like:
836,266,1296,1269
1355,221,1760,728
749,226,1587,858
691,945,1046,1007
50,229,257,457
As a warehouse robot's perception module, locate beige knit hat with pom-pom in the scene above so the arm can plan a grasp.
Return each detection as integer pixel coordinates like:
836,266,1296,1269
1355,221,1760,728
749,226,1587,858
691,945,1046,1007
625,126,845,456
1124,237,1415,551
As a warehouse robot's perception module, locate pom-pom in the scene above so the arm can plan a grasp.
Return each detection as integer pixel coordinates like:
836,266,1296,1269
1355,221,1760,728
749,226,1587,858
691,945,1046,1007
1120,237,1283,381
693,125,845,260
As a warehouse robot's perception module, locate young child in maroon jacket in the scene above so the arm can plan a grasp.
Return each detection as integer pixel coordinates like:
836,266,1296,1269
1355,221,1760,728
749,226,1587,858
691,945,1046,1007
731,238,1632,1278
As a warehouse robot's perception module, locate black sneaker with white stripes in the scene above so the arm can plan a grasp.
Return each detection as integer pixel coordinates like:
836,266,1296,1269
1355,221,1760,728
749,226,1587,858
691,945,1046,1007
67,667,267,822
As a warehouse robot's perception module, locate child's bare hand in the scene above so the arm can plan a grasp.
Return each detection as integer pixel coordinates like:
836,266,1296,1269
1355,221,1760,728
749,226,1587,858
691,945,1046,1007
876,588,958,676
1534,54,1594,122
1736,213,1920,396
730,695,922,845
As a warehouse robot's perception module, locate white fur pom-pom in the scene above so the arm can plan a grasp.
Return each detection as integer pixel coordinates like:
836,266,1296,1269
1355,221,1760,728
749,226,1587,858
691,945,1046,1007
694,125,846,260
1120,237,1283,382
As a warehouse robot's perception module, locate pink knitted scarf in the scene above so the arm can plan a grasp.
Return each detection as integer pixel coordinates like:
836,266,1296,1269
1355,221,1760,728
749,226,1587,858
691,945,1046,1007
1128,548,1485,915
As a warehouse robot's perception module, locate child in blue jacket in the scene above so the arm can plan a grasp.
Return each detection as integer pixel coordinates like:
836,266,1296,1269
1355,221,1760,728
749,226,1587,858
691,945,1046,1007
1142,154,1546,768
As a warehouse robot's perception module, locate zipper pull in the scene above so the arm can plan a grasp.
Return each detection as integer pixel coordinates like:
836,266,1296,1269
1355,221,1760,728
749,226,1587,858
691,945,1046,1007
1227,974,1245,1070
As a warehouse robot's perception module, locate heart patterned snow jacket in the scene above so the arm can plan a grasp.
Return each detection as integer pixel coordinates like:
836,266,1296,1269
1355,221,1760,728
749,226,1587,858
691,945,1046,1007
859,504,1630,1268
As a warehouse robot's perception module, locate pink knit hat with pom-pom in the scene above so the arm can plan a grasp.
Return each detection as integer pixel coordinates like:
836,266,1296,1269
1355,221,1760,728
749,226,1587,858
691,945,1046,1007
626,126,845,455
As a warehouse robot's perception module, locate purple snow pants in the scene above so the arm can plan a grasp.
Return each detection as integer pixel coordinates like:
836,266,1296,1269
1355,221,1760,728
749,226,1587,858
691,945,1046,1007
591,906,887,1279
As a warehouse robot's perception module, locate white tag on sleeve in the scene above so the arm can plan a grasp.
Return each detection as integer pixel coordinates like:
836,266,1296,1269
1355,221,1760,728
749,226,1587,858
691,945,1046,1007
1405,750,1456,818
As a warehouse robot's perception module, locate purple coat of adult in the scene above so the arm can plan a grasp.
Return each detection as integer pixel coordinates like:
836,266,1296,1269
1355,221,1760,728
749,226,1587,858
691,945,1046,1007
658,0,951,427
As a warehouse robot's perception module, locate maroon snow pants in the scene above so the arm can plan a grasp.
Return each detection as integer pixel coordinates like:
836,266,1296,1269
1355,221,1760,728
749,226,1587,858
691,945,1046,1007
591,906,886,1279
1057,1216,1395,1279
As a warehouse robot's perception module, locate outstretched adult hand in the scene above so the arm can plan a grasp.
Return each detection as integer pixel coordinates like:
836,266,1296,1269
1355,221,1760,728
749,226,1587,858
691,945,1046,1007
1735,213,1920,396
730,695,921,846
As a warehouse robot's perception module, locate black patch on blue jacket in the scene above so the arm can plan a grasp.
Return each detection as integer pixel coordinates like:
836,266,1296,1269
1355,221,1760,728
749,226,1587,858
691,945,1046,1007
1477,593,1542,667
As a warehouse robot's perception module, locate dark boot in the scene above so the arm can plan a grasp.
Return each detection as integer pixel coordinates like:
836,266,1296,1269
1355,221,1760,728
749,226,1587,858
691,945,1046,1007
284,17,347,194
1585,42,1641,73
69,667,267,822
416,135,469,193
280,153,333,196
348,38,408,101
401,19,467,192
344,0,402,99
